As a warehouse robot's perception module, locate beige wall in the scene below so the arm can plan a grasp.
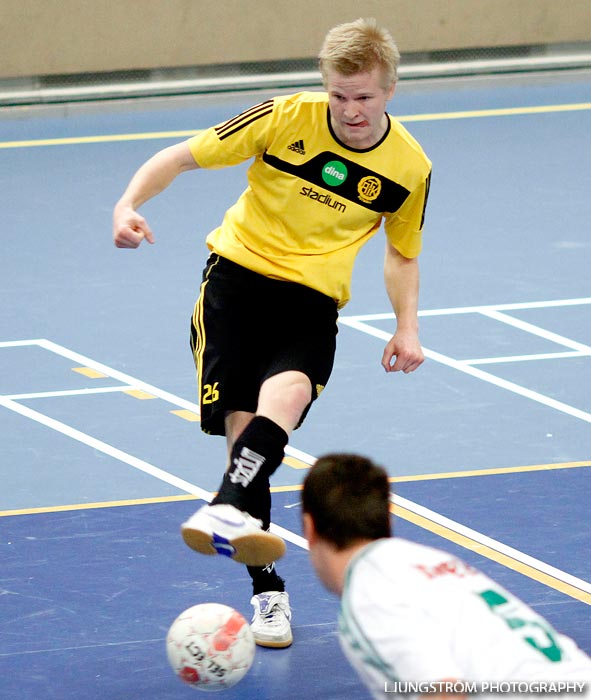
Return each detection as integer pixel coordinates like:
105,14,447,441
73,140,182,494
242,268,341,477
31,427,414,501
1,0,591,79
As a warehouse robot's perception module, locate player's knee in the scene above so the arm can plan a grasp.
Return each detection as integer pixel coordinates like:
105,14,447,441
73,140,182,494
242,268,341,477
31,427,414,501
261,371,312,412
284,376,312,411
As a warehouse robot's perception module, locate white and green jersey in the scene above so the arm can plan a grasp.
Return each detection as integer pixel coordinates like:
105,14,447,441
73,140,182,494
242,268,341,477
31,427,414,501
340,538,590,699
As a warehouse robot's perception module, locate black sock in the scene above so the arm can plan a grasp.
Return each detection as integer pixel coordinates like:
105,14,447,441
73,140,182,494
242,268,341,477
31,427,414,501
212,416,288,512
210,416,288,597
248,563,286,596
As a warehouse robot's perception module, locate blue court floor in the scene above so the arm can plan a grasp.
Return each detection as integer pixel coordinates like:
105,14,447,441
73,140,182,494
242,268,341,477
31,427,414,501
1,68,590,699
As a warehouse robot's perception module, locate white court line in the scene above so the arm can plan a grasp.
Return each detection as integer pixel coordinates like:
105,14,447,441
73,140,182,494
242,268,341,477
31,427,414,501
0,339,47,348
341,296,591,322
338,318,591,424
3,386,135,401
0,395,213,501
0,393,304,548
2,384,588,591
1,390,587,592
464,351,585,366
0,338,308,465
479,309,591,354
30,338,200,414
392,495,591,595
1,338,588,593
0,338,307,548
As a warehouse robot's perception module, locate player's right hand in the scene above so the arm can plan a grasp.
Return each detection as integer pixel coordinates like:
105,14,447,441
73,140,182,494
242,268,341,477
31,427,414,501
113,205,155,248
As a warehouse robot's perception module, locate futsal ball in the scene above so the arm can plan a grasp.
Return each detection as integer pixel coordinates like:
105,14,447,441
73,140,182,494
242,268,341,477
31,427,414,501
166,603,255,691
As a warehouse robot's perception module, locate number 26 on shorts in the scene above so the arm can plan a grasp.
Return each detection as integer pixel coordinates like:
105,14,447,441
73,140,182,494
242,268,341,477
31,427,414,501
202,382,220,404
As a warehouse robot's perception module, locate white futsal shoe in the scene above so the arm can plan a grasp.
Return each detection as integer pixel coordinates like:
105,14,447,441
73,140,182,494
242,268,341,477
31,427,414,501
250,591,293,648
181,504,286,566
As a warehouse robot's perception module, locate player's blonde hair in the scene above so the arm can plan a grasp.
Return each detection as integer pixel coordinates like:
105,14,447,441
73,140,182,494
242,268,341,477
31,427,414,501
319,18,400,89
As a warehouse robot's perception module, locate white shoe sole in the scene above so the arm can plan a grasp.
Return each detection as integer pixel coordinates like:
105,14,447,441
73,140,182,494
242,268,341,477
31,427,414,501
252,630,293,649
181,522,286,566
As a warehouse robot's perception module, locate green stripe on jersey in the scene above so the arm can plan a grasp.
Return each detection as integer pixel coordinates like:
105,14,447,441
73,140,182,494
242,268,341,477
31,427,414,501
339,542,400,682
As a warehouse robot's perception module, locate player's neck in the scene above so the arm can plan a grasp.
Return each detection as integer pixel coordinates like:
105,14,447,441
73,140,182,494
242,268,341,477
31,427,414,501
334,540,373,596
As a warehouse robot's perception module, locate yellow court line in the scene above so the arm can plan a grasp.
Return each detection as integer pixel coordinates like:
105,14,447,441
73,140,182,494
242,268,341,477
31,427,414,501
280,457,591,478
390,460,591,483
2,102,590,150
276,459,591,481
279,459,591,479
0,130,199,149
270,484,303,493
397,102,591,123
283,455,311,470
4,492,587,603
3,460,585,517
72,366,108,379
4,458,586,513
0,493,198,517
0,487,299,518
170,408,201,422
391,503,590,606
124,389,157,400
3,487,588,603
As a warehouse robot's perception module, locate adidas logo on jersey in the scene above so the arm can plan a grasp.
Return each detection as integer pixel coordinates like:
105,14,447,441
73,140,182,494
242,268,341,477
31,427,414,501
288,139,305,155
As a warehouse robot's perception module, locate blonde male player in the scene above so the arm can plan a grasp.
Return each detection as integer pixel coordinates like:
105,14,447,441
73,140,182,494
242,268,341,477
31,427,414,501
302,453,591,699
113,18,431,648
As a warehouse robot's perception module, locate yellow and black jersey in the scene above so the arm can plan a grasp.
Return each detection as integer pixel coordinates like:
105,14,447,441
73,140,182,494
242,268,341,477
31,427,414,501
187,91,431,308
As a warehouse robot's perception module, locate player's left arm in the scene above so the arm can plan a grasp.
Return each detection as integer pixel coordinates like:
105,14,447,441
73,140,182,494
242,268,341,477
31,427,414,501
381,241,424,373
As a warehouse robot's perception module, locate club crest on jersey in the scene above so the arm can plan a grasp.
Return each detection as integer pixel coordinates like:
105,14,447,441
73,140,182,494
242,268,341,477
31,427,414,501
357,175,381,203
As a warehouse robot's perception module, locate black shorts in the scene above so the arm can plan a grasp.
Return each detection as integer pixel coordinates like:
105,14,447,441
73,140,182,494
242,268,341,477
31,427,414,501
190,254,338,436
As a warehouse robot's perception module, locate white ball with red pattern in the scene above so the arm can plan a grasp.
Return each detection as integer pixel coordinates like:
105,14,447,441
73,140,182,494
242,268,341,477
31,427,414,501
166,603,256,691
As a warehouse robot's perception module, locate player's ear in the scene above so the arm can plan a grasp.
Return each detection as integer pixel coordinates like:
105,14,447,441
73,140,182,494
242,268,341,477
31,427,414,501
302,513,317,545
